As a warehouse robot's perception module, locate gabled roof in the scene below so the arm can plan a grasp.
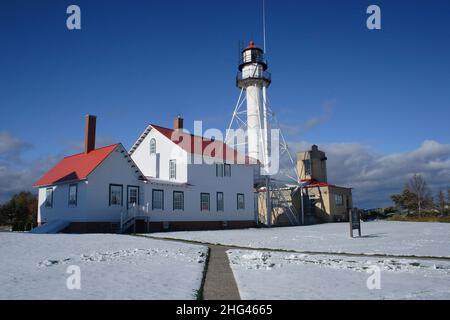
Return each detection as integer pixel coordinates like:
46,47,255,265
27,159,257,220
33,144,120,187
129,124,257,165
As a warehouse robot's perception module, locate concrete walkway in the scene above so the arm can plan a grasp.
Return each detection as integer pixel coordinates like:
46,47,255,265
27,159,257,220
203,245,241,300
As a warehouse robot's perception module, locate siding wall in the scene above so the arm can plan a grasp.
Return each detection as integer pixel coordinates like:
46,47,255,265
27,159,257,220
130,129,188,182
38,145,143,224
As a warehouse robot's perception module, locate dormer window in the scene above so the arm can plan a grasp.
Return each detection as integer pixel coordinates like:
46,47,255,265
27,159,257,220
150,138,156,154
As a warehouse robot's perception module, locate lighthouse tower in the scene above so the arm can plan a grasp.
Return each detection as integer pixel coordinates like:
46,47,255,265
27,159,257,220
237,41,271,165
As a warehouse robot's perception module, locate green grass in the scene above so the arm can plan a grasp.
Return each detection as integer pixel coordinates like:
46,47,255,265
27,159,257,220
195,247,210,300
387,215,450,223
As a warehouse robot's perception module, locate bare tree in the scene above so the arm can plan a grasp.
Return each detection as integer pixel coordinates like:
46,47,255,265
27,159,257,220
406,174,432,216
447,187,450,216
438,190,446,215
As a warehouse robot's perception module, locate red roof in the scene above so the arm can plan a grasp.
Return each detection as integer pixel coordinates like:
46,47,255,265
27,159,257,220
151,125,257,164
300,178,333,188
33,144,120,187
246,41,257,49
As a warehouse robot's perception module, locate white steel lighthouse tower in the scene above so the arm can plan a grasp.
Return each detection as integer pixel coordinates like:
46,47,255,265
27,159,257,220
226,1,302,227
236,41,271,166
227,39,302,227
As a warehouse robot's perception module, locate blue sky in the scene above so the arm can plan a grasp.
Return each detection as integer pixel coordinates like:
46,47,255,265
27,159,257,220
1,0,450,207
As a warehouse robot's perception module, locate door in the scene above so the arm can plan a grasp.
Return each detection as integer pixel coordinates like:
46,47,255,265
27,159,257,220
127,186,139,209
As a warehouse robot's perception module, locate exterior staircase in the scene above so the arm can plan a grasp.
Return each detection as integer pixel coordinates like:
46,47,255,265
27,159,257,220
119,204,150,234
271,188,300,226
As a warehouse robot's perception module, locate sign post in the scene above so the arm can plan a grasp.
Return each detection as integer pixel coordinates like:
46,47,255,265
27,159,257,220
349,208,361,238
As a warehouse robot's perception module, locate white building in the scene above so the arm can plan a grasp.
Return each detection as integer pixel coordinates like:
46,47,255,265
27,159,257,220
34,115,257,233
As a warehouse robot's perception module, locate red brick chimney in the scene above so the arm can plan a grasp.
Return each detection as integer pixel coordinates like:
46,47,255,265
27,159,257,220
173,116,183,130
84,115,96,153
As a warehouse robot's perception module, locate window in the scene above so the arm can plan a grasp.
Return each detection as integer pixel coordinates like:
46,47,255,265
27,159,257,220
109,184,123,206
335,194,344,206
150,138,156,154
45,188,53,208
127,186,139,209
237,193,245,210
68,184,77,207
173,191,184,211
152,189,164,210
217,192,224,211
216,164,230,177
224,164,231,177
271,197,279,208
169,159,176,180
303,159,312,176
201,193,210,211
215,164,224,177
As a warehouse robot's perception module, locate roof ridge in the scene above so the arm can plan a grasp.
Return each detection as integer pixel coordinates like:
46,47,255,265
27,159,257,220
33,143,131,187
150,124,222,142
63,143,120,159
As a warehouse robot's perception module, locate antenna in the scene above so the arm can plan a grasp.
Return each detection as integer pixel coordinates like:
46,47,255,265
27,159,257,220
262,0,267,53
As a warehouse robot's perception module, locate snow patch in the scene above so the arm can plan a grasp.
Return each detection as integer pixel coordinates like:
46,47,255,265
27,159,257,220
229,250,450,274
152,221,450,258
227,249,450,300
0,233,207,299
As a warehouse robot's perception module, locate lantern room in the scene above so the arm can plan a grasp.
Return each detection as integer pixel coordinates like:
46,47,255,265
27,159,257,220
239,41,268,71
237,41,271,88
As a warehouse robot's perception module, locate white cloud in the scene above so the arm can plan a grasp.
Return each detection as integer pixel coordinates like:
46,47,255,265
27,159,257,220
0,132,58,203
280,100,335,135
0,131,31,161
2,130,449,209
0,132,118,203
287,140,450,208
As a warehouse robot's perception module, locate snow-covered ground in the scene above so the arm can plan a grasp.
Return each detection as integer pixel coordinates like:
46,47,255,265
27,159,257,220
0,233,207,299
152,221,450,258
228,249,450,300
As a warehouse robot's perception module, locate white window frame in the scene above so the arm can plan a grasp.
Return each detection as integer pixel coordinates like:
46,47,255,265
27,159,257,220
109,184,123,206
201,193,210,211
150,138,156,154
173,191,184,211
335,194,344,206
217,192,224,211
169,159,176,180
45,188,53,208
152,189,164,210
68,184,77,207
127,185,139,209
237,193,245,210
216,164,224,177
224,164,231,177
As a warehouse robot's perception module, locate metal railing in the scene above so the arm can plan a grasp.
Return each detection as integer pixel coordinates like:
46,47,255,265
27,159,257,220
239,55,268,66
120,203,150,233
236,70,272,83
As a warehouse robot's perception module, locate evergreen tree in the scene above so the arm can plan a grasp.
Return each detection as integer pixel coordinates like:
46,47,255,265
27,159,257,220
391,188,416,213
0,192,37,231
391,174,433,215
